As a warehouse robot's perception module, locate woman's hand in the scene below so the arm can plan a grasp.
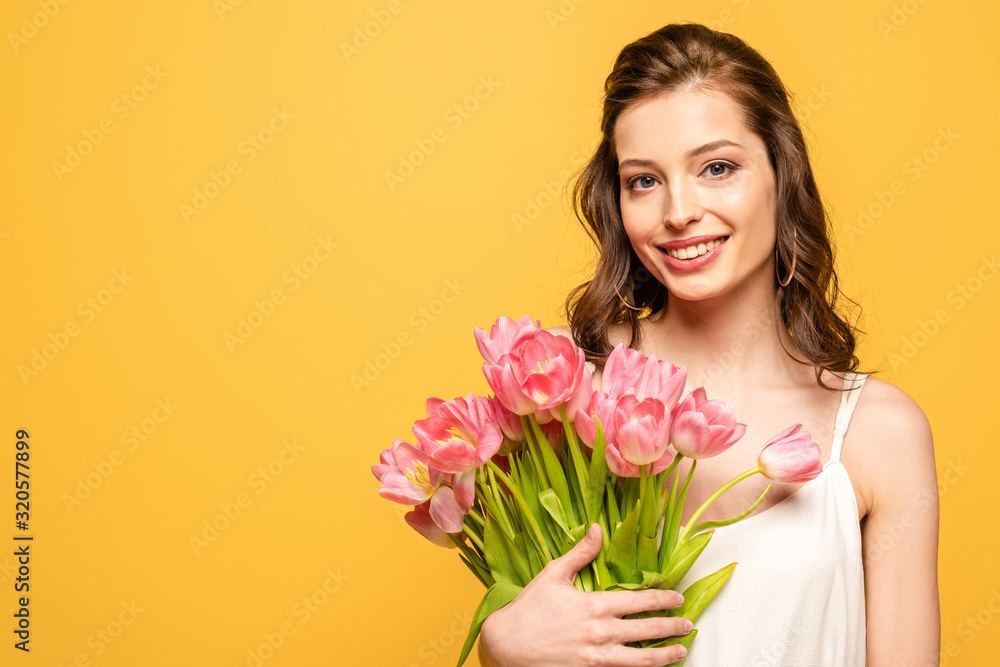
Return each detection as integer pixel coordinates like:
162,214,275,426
478,524,691,666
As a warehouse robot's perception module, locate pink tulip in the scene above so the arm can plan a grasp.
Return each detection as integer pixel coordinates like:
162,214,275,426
670,387,747,459
483,330,587,416
757,424,823,483
373,440,468,534
602,344,687,409
405,502,458,548
612,395,674,473
489,396,525,456
541,361,594,424
575,391,617,450
514,331,587,410
412,393,502,474
474,316,542,364
483,359,539,416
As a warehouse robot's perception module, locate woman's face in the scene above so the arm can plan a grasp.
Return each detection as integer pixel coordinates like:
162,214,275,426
614,87,778,304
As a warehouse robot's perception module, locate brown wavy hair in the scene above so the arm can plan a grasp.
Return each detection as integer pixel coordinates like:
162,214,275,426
565,22,868,390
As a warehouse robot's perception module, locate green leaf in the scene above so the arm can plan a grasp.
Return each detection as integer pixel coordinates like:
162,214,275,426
529,416,578,525
606,570,665,591
606,479,621,527
669,562,736,624
559,405,592,504
538,488,573,540
455,582,523,667
607,500,641,582
483,514,531,587
458,552,491,588
638,468,661,539
637,532,659,573
659,530,714,590
640,628,698,665
585,418,609,523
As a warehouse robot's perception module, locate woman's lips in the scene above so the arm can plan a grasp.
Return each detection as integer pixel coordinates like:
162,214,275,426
659,236,729,272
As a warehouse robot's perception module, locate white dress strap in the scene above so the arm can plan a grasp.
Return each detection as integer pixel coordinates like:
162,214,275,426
830,372,867,463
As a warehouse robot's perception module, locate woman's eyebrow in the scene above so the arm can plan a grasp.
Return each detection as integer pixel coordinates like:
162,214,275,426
684,139,743,159
618,140,745,170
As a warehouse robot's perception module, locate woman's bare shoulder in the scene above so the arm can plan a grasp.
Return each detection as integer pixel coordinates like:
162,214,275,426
854,376,933,455
849,375,936,510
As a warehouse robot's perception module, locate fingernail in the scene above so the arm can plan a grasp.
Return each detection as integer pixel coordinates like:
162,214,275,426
586,524,598,542
677,646,687,658
676,593,684,605
683,620,693,633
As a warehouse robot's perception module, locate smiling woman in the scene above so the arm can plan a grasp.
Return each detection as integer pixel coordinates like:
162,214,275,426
478,22,939,667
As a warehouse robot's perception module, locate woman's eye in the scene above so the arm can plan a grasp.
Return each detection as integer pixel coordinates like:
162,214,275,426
704,161,736,178
627,175,658,190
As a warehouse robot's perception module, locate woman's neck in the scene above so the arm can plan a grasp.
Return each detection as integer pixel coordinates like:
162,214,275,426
639,284,809,395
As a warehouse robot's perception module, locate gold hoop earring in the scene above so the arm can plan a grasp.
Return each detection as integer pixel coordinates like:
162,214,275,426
776,229,798,288
614,275,644,311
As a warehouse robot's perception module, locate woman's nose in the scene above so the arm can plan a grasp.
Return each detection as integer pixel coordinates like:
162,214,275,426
662,179,703,229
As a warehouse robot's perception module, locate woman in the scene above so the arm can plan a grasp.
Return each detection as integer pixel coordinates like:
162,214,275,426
478,23,939,666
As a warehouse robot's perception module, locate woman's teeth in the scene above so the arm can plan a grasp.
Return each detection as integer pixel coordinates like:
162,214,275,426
665,237,727,260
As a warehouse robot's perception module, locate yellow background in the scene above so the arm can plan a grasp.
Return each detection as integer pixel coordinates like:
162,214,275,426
1,0,997,664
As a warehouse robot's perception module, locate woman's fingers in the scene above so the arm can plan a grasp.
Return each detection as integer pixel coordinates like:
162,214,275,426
613,615,693,645
612,644,690,666
596,587,686,618
539,523,604,584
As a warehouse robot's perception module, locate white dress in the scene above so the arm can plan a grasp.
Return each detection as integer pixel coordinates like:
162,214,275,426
676,372,868,666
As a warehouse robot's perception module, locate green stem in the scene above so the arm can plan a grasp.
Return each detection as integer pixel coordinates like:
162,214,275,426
485,460,554,562
677,466,761,544
463,522,485,552
467,505,485,529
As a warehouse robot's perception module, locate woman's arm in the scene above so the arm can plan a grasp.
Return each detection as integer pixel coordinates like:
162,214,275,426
859,383,940,665
478,524,692,667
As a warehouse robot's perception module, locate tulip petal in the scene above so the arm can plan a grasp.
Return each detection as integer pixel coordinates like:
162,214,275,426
405,503,457,548
429,487,466,533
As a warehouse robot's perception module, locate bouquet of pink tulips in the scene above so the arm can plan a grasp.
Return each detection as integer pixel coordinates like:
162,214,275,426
372,316,822,665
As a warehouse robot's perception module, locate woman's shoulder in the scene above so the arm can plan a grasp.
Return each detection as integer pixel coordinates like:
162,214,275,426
845,373,936,511
853,375,933,455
